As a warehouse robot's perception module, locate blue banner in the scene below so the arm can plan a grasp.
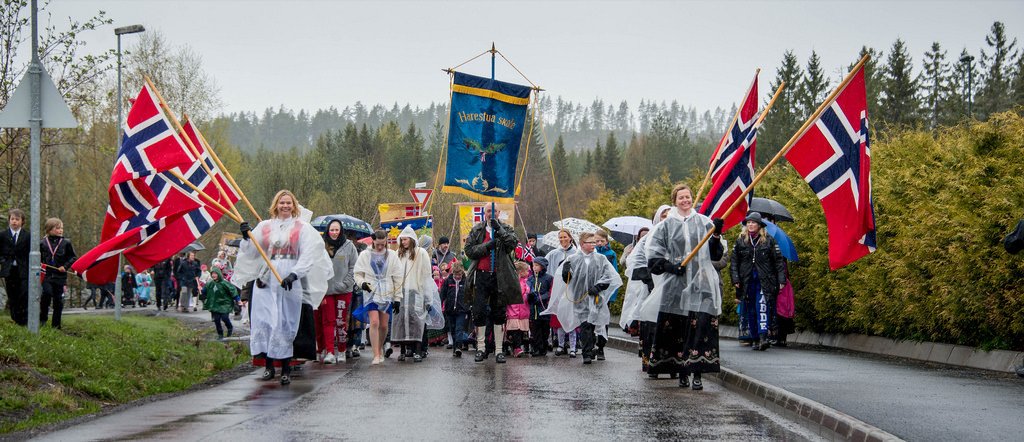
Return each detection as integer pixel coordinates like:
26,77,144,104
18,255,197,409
443,72,532,202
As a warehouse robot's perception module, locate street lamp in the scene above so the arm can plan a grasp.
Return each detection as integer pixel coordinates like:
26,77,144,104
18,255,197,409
959,54,974,118
113,24,144,321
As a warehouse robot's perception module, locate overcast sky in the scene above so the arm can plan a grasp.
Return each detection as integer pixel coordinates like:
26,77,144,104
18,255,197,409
43,0,1024,115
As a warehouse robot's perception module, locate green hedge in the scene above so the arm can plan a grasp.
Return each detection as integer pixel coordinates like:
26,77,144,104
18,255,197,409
588,110,1024,350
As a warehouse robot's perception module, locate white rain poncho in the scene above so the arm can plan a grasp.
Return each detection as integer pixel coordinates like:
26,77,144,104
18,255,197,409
353,248,402,306
543,250,622,333
390,228,444,341
618,205,671,329
544,244,578,275
231,216,334,359
638,208,722,321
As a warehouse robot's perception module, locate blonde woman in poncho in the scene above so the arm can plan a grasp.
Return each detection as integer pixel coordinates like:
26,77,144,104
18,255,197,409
543,232,622,365
390,226,443,363
353,230,402,365
640,184,724,390
232,190,334,386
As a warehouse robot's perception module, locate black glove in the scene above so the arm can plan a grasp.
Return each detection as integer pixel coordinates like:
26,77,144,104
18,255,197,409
392,301,401,315
489,218,501,231
587,286,601,298
561,265,571,283
484,240,496,251
360,282,372,292
255,279,267,289
239,222,251,240
670,262,687,275
281,273,298,291
643,277,654,292
712,218,724,235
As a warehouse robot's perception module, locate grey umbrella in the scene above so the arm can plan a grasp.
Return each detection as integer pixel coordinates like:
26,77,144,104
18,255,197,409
750,197,794,222
182,241,205,252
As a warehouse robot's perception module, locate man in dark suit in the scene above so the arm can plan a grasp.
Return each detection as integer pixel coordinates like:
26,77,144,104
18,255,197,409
1,209,30,326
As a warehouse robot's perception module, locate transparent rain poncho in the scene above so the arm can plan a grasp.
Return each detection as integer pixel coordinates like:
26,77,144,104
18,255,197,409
618,205,672,329
543,250,622,333
390,247,444,341
638,209,722,321
353,248,402,307
231,216,334,359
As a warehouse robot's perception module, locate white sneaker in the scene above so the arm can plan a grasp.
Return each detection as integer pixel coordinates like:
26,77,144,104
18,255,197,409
336,351,346,363
323,352,336,364
371,356,382,365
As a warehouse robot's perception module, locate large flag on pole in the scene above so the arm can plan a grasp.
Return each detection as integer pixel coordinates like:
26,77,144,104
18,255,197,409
443,72,532,202
110,83,196,185
784,65,876,270
700,74,759,230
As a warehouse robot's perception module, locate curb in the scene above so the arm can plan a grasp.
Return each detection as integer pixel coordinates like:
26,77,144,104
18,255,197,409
717,325,1023,374
606,336,903,442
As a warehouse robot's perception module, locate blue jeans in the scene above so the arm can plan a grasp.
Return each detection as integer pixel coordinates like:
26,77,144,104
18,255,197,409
446,312,471,346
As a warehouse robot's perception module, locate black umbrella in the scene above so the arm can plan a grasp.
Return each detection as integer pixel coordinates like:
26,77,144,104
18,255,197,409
750,197,794,223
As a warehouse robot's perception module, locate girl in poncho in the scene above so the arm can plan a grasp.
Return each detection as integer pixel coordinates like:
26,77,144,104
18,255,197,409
354,230,403,365
232,190,334,385
619,205,671,373
390,226,443,363
640,184,724,390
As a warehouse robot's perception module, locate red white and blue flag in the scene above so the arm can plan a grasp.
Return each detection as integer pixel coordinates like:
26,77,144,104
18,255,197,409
700,73,759,230
74,86,234,283
472,206,485,224
784,64,876,270
109,84,195,185
406,206,421,217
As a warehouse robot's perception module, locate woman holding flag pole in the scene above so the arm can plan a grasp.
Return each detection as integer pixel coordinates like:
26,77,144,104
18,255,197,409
232,190,333,385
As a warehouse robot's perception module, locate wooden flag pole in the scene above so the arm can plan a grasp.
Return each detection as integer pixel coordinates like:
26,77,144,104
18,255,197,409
695,69,759,203
194,128,263,223
680,54,870,268
168,169,283,284
695,81,786,205
144,77,241,220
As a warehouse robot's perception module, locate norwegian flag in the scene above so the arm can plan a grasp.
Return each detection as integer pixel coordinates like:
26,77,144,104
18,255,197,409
73,208,192,284
699,74,759,230
472,206,485,223
785,64,876,270
708,73,758,183
405,205,421,217
180,119,240,207
110,84,196,185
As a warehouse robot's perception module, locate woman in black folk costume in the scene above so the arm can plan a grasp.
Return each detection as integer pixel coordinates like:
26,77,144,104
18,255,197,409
640,184,724,390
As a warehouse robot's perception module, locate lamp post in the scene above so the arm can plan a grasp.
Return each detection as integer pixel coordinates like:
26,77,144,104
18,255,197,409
113,24,144,320
959,54,975,119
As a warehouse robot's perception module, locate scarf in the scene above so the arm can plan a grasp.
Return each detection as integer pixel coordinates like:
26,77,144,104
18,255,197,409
323,220,347,258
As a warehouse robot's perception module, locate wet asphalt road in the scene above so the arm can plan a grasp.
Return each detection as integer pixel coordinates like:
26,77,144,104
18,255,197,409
37,344,819,441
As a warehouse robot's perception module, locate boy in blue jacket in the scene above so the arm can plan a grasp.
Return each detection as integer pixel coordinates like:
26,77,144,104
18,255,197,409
527,257,554,356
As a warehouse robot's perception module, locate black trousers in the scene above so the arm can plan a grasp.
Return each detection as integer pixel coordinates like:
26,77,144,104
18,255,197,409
154,277,168,309
41,279,65,328
83,288,99,308
530,317,551,353
471,271,506,327
5,274,28,325
579,322,597,358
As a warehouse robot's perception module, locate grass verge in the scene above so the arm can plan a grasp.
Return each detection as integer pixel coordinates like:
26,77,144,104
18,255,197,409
0,314,249,434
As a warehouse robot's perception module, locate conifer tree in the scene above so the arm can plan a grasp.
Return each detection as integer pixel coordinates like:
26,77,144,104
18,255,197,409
760,50,803,161
976,21,1018,118
601,132,623,192
919,42,951,129
799,51,830,119
879,39,921,129
551,135,571,187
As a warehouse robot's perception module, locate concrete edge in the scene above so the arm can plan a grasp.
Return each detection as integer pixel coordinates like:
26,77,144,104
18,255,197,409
606,336,904,442
717,325,1024,374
